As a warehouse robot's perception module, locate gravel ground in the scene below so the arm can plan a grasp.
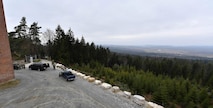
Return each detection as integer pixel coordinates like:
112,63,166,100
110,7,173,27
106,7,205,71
0,61,143,108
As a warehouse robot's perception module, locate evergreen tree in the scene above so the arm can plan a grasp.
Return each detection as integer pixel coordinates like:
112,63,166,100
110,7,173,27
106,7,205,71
29,22,41,41
80,36,86,46
14,17,28,38
29,22,42,58
66,28,75,44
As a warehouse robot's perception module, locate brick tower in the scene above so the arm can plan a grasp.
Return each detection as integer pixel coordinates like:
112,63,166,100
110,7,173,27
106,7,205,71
0,0,15,83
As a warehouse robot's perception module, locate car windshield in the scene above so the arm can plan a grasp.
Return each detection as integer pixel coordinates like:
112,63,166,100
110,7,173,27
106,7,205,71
64,72,73,75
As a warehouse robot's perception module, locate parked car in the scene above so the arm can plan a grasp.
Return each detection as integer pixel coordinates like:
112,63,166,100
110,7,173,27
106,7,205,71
59,71,75,81
13,63,21,70
43,63,50,68
13,63,25,70
29,63,46,71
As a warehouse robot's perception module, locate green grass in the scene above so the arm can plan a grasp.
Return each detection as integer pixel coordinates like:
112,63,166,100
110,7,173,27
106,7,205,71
33,59,41,62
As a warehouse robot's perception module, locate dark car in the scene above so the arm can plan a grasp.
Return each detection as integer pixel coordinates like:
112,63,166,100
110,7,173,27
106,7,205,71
29,63,46,71
59,71,75,81
13,63,21,70
43,63,50,68
13,63,25,70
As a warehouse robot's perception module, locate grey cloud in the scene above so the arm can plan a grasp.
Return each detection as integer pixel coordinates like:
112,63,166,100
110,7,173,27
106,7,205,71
3,0,213,46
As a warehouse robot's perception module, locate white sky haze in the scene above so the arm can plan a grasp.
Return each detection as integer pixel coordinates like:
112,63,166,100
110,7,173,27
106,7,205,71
3,0,213,46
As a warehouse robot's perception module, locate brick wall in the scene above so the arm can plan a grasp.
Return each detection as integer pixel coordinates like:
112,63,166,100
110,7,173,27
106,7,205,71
0,0,15,83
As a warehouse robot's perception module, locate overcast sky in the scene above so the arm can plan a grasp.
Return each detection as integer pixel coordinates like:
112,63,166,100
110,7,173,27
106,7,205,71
3,0,213,46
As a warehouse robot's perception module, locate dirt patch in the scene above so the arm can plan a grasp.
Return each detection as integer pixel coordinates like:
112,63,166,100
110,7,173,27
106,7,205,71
0,79,20,90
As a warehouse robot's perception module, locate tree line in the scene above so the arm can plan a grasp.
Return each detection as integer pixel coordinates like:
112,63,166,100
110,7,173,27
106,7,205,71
8,17,44,59
107,54,213,89
73,62,212,108
9,17,213,108
47,25,110,66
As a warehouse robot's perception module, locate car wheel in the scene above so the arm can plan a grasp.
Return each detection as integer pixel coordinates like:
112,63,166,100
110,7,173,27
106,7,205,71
66,79,69,81
38,68,41,71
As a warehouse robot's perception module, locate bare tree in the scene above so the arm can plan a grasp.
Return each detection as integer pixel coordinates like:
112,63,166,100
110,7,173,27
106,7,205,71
42,29,55,44
42,29,55,58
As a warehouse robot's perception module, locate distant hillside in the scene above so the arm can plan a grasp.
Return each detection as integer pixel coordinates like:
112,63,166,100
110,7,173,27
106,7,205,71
105,45,213,60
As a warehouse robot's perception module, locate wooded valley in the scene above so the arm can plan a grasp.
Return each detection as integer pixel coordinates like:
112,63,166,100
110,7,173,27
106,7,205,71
9,17,213,108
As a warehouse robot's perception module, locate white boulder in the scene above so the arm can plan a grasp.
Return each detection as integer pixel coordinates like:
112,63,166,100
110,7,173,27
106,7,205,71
83,76,90,80
76,72,81,76
94,80,102,85
67,68,73,72
101,83,112,89
123,91,131,99
55,63,66,70
133,95,145,106
71,70,77,75
147,102,164,108
78,73,84,78
87,77,95,82
111,86,120,93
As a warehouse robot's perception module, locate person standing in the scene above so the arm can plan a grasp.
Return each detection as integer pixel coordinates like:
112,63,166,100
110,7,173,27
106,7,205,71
52,60,55,70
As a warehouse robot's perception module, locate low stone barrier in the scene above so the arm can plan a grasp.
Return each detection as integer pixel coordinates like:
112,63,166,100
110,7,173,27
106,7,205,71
111,86,120,93
80,74,86,78
123,91,131,99
76,72,82,76
62,66,163,108
94,80,102,85
55,63,62,68
67,68,73,72
56,63,66,70
147,102,164,108
83,76,90,80
87,77,95,82
101,83,112,89
71,70,77,75
133,95,145,106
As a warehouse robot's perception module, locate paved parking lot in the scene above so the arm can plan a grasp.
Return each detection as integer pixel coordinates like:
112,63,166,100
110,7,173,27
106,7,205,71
0,63,142,108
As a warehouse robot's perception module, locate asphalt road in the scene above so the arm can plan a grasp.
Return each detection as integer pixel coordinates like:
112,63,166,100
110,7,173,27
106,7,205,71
0,62,142,108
